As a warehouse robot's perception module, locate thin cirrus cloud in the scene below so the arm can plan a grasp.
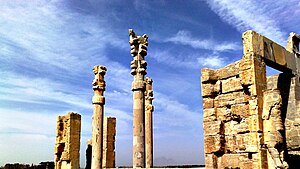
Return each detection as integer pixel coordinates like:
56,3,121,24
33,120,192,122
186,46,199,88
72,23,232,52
197,54,226,68
0,0,127,76
0,71,92,109
205,0,299,45
165,30,239,52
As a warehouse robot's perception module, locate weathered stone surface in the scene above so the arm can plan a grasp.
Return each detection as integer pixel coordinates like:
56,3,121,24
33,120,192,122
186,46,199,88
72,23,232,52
129,29,148,168
54,112,81,169
145,77,154,168
240,67,255,86
231,104,250,118
203,108,217,122
102,117,116,168
201,81,221,97
215,61,240,80
205,154,217,169
91,65,107,169
221,76,243,93
203,121,224,136
201,68,218,82
214,91,250,108
204,135,225,154
243,30,298,74
202,98,214,109
201,30,300,169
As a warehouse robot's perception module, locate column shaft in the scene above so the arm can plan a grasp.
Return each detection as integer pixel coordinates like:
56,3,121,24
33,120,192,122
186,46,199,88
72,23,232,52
91,65,107,169
133,90,145,167
129,29,148,168
145,77,154,168
92,104,104,169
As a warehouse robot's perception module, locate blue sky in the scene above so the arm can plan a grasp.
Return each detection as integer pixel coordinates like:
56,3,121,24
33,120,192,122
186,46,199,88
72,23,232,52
0,0,299,167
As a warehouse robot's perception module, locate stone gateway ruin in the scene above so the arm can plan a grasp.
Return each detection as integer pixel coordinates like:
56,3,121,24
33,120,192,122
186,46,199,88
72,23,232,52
201,30,300,169
52,28,300,169
54,29,154,169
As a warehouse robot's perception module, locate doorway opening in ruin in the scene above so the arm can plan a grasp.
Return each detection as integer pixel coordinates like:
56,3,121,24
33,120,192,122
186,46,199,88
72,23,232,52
266,66,281,76
56,143,65,161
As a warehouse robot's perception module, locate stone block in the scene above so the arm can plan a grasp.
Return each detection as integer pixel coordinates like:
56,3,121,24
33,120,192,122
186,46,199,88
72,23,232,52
242,30,264,56
240,68,255,86
202,98,214,109
215,91,248,108
237,132,262,152
240,55,254,71
221,76,243,93
203,108,217,122
262,37,276,63
216,107,231,122
204,154,217,169
273,42,287,67
266,74,280,90
215,61,240,80
218,154,245,168
102,117,116,168
201,81,221,97
203,121,224,136
231,104,250,118
286,52,296,72
204,135,225,153
201,68,218,82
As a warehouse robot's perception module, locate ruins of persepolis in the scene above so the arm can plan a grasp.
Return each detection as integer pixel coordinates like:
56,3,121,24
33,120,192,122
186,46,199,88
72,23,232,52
51,28,300,169
201,30,300,168
145,77,154,168
91,65,107,169
85,116,116,169
129,29,148,168
54,112,81,169
102,117,117,168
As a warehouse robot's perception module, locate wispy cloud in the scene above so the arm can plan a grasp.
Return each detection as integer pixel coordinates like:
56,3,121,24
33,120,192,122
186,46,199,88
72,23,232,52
0,71,92,108
154,92,200,130
197,53,226,68
0,1,127,77
205,0,299,45
165,30,239,51
149,48,228,69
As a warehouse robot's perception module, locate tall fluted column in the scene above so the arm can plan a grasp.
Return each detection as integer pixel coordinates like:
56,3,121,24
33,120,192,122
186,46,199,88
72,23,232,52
129,29,148,168
91,65,107,169
145,77,154,168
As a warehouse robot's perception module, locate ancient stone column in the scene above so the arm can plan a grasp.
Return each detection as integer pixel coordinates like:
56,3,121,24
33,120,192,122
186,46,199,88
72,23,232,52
145,77,154,168
54,112,81,169
102,117,116,168
129,29,148,168
91,65,107,169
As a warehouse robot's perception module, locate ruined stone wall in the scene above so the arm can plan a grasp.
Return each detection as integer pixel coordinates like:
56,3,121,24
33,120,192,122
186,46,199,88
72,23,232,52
202,56,266,168
102,117,116,168
202,30,300,169
54,112,81,169
266,74,300,168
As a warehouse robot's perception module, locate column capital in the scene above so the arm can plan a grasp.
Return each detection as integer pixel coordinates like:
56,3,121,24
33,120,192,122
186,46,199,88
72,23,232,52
132,80,145,91
129,29,148,78
92,65,107,90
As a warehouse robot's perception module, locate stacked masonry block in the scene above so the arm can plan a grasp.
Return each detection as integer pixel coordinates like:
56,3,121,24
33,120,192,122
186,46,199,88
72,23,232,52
266,74,300,168
85,117,116,169
201,53,267,169
54,112,81,169
102,117,116,168
202,30,300,169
